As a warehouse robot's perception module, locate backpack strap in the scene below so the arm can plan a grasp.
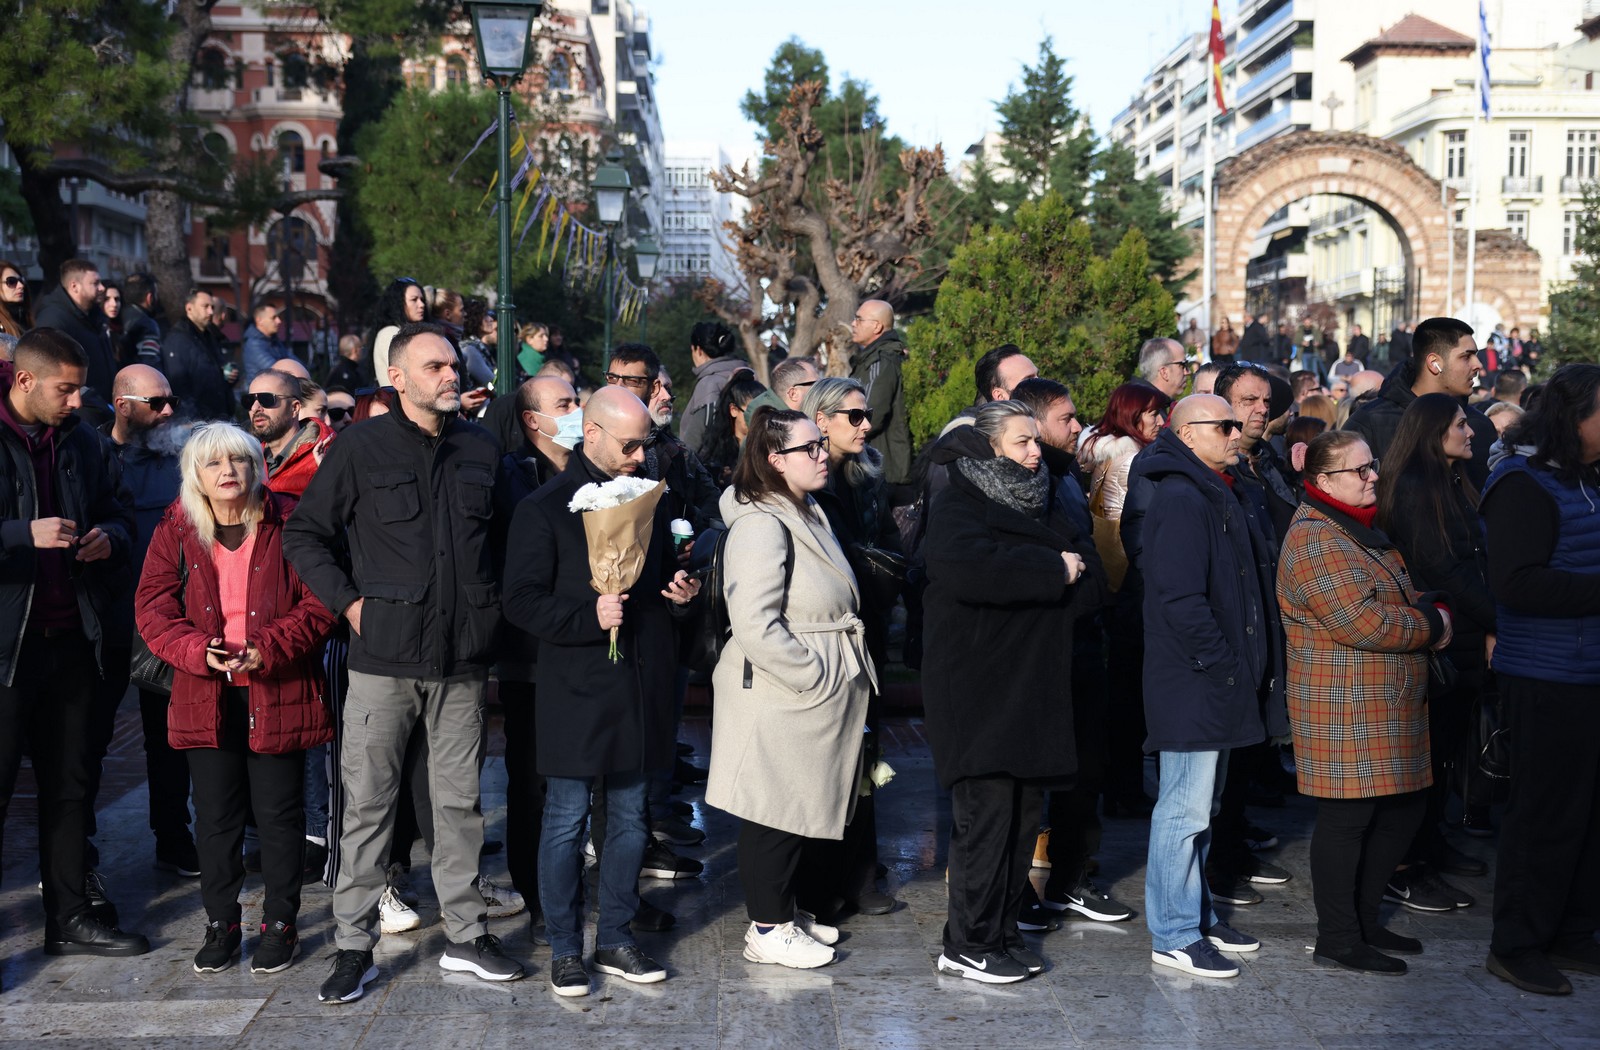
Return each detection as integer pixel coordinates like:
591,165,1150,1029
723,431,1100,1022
743,521,795,689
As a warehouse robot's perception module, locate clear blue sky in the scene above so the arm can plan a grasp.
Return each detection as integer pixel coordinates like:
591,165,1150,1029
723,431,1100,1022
649,0,1230,161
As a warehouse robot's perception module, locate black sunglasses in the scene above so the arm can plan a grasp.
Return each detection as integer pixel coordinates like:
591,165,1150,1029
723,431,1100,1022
830,407,874,427
592,420,652,456
327,407,351,422
1185,419,1243,435
121,394,179,412
2,275,24,289
776,436,829,460
241,392,289,410
1324,458,1380,481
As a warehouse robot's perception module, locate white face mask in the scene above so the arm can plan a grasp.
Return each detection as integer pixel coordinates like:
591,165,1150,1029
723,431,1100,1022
534,408,583,449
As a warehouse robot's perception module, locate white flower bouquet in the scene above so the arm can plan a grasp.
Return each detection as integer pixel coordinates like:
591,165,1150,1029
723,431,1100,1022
568,475,668,662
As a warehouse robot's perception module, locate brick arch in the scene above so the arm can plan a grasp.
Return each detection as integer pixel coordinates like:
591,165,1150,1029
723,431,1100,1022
1213,131,1454,325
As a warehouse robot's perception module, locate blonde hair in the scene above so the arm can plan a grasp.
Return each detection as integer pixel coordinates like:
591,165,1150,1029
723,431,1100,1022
179,423,267,541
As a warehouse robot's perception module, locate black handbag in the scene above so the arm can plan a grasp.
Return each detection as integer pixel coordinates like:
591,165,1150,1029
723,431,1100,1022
129,552,189,696
1475,688,1512,781
1426,651,1459,698
846,542,909,616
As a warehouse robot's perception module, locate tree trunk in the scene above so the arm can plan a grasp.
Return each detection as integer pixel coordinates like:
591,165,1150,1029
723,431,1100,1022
147,0,213,318
16,152,74,292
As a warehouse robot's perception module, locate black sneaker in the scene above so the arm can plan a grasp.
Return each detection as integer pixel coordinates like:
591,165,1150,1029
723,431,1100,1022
194,920,242,973
1206,872,1263,906
550,954,590,997
1044,878,1135,923
1242,858,1292,885
1314,942,1407,975
1383,867,1457,912
252,920,299,974
83,870,119,929
667,800,694,819
319,949,378,1003
1016,901,1060,932
937,949,1030,984
155,838,202,878
651,815,707,847
439,934,526,982
1487,951,1572,995
593,943,666,984
1004,941,1046,974
640,840,703,880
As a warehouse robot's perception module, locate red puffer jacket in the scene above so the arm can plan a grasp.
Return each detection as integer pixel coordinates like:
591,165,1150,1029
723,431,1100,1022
135,492,336,753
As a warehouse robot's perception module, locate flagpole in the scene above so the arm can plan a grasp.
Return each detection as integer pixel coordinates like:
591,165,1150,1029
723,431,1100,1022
1203,58,1215,340
1465,0,1490,325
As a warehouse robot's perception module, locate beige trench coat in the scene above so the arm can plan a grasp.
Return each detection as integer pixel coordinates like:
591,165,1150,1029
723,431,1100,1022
705,487,877,840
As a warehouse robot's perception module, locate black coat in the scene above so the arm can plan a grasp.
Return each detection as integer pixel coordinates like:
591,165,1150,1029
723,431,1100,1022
1342,361,1499,489
283,409,503,679
502,451,684,778
1383,471,1495,647
1237,320,1271,363
492,442,563,677
33,285,117,406
920,462,1095,788
160,317,235,421
1348,334,1371,362
1137,430,1276,752
0,366,134,685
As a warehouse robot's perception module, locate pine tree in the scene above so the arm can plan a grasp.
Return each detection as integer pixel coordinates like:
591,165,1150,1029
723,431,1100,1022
1088,143,1195,295
993,37,1097,215
1546,181,1600,370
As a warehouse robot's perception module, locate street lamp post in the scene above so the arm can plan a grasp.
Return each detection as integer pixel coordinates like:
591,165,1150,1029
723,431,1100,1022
467,0,542,396
633,234,659,342
591,148,631,368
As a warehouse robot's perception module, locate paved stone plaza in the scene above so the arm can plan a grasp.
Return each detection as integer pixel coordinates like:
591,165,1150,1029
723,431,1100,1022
0,713,1595,1048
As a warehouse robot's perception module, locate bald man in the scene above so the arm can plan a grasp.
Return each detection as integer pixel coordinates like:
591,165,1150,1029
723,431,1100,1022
502,382,699,997
847,298,912,486
1131,392,1277,979
1347,369,1386,403
283,321,526,1000
270,356,312,381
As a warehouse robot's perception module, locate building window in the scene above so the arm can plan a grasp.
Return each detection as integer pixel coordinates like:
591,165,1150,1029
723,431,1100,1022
1564,210,1581,255
1566,128,1600,178
278,131,305,174
1507,130,1530,178
198,48,230,90
268,216,316,280
1445,131,1468,179
549,52,571,91
202,235,230,278
281,51,310,89
1506,209,1528,242
445,56,469,87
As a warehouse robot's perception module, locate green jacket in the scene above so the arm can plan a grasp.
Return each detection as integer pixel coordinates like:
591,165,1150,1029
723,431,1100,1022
848,330,911,486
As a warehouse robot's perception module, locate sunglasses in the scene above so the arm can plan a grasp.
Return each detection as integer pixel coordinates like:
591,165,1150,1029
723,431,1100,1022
327,407,351,422
830,407,874,427
1186,419,1243,435
1324,458,1380,481
2,275,24,289
776,436,829,460
592,420,652,456
603,371,653,389
121,394,179,412
240,392,289,410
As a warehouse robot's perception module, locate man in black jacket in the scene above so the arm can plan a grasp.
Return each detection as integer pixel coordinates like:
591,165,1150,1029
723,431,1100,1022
0,329,147,959
161,288,236,421
1344,317,1497,488
503,385,700,998
284,323,525,1002
32,259,117,416
117,273,164,368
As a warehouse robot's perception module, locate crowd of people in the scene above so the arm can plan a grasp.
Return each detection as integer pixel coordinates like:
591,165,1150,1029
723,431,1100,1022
0,254,1595,1004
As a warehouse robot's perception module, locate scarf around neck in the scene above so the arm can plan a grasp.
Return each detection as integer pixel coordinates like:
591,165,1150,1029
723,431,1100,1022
956,455,1050,517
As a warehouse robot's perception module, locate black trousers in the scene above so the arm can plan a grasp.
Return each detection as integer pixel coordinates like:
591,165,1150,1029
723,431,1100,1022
186,688,306,926
1491,674,1600,959
0,629,96,924
737,819,827,924
84,642,192,863
499,681,544,906
1104,596,1149,805
1309,790,1425,950
1043,624,1107,894
1210,740,1275,877
945,775,1044,956
1405,656,1480,862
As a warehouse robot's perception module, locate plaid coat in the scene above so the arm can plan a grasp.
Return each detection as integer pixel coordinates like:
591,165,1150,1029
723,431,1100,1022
1276,501,1442,799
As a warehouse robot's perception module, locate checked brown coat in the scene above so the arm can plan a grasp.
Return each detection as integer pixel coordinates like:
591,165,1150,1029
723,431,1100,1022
1276,502,1443,800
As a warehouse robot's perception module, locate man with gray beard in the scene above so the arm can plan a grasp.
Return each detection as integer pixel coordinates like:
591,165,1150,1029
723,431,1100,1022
89,364,196,879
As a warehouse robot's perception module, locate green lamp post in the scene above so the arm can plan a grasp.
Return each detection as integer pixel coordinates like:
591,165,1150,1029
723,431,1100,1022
467,0,542,396
632,234,659,341
591,148,631,367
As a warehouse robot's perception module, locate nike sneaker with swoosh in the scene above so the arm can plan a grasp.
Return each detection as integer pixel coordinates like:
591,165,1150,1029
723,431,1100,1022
936,949,1030,984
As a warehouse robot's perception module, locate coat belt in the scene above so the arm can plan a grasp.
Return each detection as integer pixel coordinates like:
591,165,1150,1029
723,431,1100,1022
787,615,878,693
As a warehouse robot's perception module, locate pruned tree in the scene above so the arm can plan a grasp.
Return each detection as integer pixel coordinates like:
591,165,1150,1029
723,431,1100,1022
705,80,944,383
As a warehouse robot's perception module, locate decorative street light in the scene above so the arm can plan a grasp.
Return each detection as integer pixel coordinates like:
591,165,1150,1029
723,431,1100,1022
632,234,659,341
590,148,632,366
467,0,542,396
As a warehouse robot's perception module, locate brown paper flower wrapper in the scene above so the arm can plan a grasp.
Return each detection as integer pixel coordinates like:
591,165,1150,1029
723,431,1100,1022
579,478,667,661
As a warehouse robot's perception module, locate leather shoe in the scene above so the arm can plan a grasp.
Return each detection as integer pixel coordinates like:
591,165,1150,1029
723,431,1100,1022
1548,937,1600,976
44,912,151,957
851,890,898,916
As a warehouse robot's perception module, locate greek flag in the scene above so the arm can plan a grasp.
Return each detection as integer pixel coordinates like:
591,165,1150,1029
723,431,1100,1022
1477,0,1491,118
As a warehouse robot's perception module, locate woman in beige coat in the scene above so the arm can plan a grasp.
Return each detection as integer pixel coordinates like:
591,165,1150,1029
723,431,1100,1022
707,408,876,971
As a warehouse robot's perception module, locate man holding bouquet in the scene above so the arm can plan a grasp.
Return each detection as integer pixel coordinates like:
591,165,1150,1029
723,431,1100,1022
504,386,701,998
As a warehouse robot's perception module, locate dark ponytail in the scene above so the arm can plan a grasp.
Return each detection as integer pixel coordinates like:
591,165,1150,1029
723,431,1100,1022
691,320,736,359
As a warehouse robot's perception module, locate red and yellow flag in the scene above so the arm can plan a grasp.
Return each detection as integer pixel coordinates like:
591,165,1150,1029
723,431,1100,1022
1210,0,1228,113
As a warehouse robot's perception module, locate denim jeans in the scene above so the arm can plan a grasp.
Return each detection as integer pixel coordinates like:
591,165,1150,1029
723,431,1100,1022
540,772,649,961
303,742,330,840
1146,749,1229,952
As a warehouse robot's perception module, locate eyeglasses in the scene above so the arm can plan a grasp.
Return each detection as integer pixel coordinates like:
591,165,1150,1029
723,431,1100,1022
829,407,874,427
1324,459,1380,481
3,275,25,289
603,371,653,390
592,420,652,456
776,436,829,460
1166,358,1199,375
1185,419,1243,435
240,392,288,410
327,407,351,422
121,394,179,412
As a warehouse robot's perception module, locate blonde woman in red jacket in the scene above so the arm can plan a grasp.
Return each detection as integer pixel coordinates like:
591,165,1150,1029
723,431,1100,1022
136,422,335,977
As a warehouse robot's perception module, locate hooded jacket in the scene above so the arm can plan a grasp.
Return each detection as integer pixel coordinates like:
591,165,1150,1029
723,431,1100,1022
681,354,749,455
1343,360,1498,488
848,329,912,486
1135,428,1277,752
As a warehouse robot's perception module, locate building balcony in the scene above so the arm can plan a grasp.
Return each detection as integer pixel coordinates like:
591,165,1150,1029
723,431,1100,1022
1235,1,1297,66
1308,201,1370,234
1235,100,1309,150
1561,175,1596,195
1501,175,1544,197
1234,46,1309,111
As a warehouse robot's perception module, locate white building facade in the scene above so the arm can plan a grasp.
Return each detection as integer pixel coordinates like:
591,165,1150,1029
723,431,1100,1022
660,141,744,291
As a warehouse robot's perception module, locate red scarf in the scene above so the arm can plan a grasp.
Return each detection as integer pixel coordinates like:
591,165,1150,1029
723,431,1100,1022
1304,482,1378,529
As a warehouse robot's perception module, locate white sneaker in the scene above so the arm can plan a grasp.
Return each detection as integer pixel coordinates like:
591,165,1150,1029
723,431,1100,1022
379,885,422,933
475,874,525,919
742,921,835,969
795,908,839,946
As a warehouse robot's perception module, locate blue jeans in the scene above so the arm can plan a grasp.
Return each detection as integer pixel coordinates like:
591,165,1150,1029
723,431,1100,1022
303,742,329,840
540,773,649,961
1146,750,1229,952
